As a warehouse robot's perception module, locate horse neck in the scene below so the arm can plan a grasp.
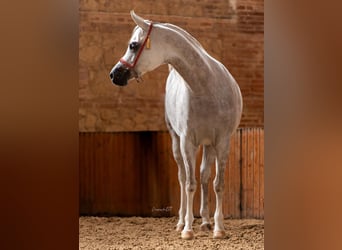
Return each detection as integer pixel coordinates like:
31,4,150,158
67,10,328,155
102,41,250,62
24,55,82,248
159,25,213,93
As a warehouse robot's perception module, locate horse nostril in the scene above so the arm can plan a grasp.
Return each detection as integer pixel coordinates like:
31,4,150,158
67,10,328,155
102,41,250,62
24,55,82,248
109,72,114,79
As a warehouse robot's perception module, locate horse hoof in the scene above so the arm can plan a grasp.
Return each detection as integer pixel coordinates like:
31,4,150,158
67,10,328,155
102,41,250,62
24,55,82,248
176,224,185,232
181,230,194,240
200,222,212,231
213,230,226,239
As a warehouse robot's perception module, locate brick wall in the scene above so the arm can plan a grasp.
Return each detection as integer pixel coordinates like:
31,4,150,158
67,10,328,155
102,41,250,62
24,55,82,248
79,0,264,131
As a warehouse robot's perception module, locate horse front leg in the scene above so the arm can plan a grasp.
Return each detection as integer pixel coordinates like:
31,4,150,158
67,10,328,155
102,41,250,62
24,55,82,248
180,136,197,240
168,125,186,231
173,142,186,232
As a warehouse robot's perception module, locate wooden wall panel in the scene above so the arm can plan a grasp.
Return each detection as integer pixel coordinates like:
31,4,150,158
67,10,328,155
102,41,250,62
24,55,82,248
79,128,264,219
259,129,265,218
225,130,242,218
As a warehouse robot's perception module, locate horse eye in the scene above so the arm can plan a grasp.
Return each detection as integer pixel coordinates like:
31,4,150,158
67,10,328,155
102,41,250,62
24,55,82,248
129,42,139,51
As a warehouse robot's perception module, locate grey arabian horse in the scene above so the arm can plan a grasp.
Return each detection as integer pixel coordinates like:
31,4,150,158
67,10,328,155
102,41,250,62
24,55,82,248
110,11,242,240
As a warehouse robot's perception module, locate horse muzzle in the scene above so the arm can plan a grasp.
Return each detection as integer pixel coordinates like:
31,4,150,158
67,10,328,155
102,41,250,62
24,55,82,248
109,63,132,86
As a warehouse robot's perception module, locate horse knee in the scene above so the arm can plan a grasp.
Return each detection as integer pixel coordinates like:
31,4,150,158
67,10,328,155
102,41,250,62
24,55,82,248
173,153,184,170
186,180,197,193
215,186,223,194
214,179,224,194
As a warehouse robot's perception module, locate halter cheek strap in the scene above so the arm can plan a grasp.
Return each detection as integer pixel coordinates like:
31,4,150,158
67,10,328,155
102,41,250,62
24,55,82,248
120,22,153,69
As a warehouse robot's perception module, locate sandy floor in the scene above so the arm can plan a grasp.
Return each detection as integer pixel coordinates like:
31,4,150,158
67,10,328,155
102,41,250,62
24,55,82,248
79,216,264,249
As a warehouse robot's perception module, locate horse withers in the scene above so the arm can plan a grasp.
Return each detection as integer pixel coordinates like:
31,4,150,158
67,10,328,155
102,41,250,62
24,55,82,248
110,11,243,240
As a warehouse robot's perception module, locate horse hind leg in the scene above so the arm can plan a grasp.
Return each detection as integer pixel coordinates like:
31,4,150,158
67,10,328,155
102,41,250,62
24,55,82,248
167,124,186,232
213,139,230,239
199,145,215,232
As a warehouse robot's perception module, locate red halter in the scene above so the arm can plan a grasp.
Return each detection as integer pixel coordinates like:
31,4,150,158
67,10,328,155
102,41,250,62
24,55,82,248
119,23,153,69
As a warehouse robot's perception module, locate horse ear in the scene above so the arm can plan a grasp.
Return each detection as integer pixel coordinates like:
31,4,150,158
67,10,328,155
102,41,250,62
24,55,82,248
130,10,150,32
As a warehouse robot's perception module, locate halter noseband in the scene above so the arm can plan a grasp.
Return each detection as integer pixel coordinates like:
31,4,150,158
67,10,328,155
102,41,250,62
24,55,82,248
119,22,153,69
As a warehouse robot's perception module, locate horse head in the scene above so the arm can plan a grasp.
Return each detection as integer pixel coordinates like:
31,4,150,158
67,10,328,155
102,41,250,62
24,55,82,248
109,11,164,86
